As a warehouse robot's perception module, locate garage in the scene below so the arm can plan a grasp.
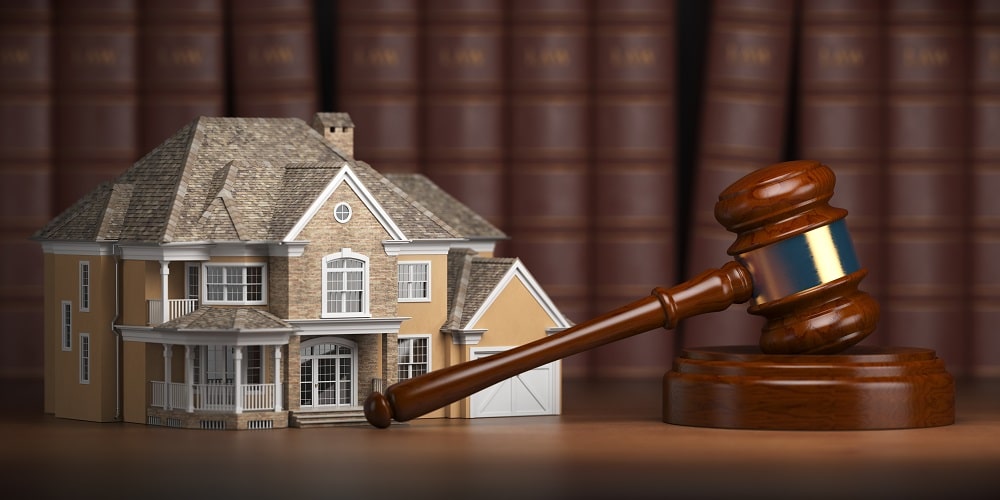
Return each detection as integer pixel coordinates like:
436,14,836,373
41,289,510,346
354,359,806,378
469,348,561,418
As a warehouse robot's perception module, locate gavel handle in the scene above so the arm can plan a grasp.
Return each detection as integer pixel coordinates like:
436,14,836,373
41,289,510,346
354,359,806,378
364,261,753,428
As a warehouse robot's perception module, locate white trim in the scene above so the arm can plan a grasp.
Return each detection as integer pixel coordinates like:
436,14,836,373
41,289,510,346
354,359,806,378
184,263,199,300
201,263,267,306
118,243,213,261
321,249,370,318
40,241,115,256
383,240,460,256
267,241,308,257
449,329,486,345
397,334,432,380
397,261,431,303
79,333,91,384
462,259,571,331
283,163,407,242
118,325,291,346
61,300,72,351
79,261,90,312
288,317,407,336
333,201,353,223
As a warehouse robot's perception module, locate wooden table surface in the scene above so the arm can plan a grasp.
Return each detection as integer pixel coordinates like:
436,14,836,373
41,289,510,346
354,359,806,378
2,377,998,499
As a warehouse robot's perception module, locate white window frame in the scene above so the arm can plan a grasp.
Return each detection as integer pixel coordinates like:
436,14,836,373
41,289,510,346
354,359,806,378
61,300,72,351
322,249,370,318
185,263,200,300
79,333,90,384
397,261,431,302
397,335,431,381
201,263,267,306
79,261,90,312
333,202,352,223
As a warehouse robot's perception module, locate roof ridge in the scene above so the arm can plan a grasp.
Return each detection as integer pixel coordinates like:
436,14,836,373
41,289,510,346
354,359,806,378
444,249,477,331
158,116,205,243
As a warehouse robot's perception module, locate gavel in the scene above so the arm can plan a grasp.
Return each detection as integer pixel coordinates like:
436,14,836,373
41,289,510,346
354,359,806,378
364,160,880,428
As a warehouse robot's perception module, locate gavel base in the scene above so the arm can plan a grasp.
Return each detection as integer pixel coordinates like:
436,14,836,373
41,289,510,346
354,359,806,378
663,345,955,430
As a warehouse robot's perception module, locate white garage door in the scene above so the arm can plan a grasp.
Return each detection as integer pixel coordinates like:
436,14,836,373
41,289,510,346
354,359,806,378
469,348,560,418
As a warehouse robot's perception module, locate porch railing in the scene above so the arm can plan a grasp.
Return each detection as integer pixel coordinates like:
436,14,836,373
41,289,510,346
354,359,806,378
147,298,199,325
150,381,279,412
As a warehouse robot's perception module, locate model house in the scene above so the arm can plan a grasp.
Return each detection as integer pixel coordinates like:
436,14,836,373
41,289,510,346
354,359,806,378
33,113,569,430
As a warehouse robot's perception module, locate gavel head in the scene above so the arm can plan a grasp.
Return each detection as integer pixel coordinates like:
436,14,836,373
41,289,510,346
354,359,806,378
715,160,879,354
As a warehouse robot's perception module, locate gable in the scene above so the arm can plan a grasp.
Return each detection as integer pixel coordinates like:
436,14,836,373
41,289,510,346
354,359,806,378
283,163,406,243
463,261,569,335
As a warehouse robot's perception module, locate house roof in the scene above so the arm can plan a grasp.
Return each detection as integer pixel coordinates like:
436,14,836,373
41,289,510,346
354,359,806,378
34,116,503,244
154,306,292,332
444,248,519,330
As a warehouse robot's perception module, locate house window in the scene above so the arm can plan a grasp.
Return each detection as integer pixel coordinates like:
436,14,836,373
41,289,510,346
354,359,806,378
398,336,430,380
398,262,430,301
79,261,90,311
186,264,199,300
323,250,369,317
204,345,234,384
61,301,72,351
203,264,266,305
334,202,352,223
245,346,262,385
192,345,262,385
79,333,90,384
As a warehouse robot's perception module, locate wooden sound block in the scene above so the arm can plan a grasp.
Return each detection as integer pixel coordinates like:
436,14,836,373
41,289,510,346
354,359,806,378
663,345,955,430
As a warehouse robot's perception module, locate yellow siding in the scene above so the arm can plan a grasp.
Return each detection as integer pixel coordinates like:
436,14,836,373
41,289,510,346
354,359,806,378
471,276,559,347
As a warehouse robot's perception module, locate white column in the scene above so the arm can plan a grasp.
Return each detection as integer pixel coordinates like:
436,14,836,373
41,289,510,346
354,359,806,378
273,347,282,412
159,260,170,324
233,346,243,414
163,344,173,410
185,345,194,413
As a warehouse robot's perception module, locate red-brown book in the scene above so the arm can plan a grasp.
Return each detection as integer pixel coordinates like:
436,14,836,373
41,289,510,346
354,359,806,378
682,0,795,348
796,0,885,345
589,0,678,379
970,0,1000,376
421,0,506,230
337,0,421,173
230,0,318,121
507,0,591,329
139,0,225,151
0,0,52,378
52,0,139,213
884,1,969,372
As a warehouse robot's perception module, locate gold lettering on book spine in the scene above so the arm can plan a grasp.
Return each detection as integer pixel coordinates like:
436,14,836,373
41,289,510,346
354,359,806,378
438,48,485,67
609,47,655,67
0,47,31,65
353,47,399,67
903,47,950,67
725,43,771,65
523,48,570,67
818,47,864,67
157,47,203,66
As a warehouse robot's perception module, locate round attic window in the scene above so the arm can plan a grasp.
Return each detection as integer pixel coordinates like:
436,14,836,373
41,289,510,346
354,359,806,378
334,202,352,223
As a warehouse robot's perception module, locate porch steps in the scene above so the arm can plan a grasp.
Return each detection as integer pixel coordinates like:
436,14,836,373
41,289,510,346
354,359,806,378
290,409,368,428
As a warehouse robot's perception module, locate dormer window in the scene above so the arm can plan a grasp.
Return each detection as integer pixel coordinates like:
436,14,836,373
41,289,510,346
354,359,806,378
323,250,369,318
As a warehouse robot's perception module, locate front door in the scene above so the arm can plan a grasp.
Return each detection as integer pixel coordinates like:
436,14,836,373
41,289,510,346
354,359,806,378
299,339,356,408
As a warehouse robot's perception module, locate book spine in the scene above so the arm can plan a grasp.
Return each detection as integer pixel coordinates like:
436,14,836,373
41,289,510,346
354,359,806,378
230,0,318,121
507,0,592,328
970,0,1000,376
422,0,506,230
139,0,225,151
53,0,139,213
337,0,421,173
682,0,795,348
796,0,885,344
0,0,52,378
885,1,970,372
590,0,678,378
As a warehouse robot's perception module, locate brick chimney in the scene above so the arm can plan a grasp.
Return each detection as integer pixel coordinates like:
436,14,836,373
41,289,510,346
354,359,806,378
312,112,354,158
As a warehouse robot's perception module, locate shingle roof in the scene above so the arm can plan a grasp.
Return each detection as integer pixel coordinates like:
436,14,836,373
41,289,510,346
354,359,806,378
34,116,505,245
154,306,292,331
444,248,517,330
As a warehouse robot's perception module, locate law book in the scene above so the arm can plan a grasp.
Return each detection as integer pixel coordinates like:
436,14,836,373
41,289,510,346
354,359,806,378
52,0,139,214
970,0,1000,376
0,0,52,378
796,0,885,345
139,0,225,151
682,0,795,348
589,0,679,379
884,1,969,373
506,0,592,333
230,0,318,121
421,0,506,231
336,0,421,173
